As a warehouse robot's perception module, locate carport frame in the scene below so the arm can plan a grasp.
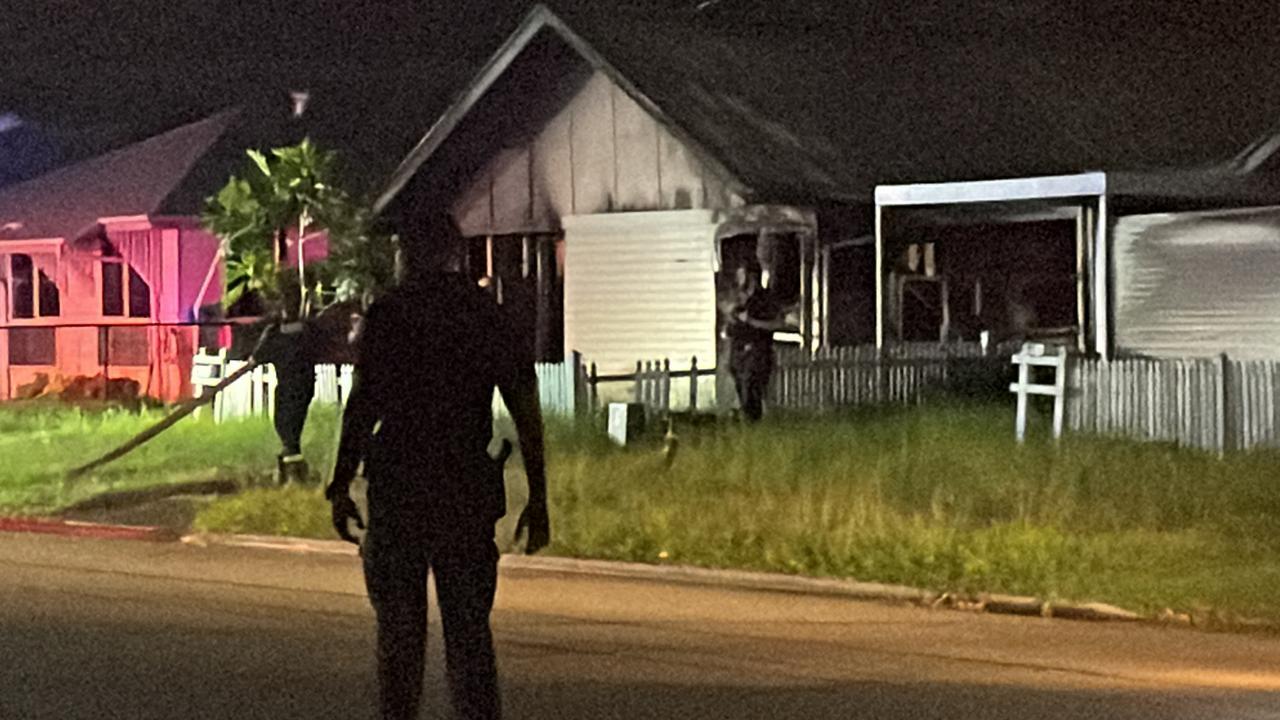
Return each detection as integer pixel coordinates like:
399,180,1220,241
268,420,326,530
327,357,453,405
873,172,1110,357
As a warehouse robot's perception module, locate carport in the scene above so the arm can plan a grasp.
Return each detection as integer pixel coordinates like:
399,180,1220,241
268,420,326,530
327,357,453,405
873,172,1109,356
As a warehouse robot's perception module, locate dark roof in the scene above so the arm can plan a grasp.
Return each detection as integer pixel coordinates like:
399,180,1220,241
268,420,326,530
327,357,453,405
0,110,237,241
381,4,1280,208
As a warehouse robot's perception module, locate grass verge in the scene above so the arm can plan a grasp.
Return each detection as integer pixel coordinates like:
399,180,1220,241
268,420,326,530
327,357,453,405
7,400,1280,626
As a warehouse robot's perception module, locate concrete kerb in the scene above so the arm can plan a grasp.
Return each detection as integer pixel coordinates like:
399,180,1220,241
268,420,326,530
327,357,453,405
0,519,1154,625
178,530,1142,624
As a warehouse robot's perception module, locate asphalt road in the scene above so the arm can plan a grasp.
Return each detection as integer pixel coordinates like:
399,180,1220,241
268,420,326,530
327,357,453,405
3,532,1280,720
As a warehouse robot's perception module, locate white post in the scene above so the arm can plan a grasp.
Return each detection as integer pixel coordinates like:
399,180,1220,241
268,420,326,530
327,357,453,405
1093,194,1109,359
874,203,884,349
1075,206,1087,354
1014,354,1030,443
1052,346,1067,440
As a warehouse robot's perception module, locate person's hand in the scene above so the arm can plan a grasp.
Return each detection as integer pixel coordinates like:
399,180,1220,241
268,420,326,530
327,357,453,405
514,497,550,554
328,485,364,544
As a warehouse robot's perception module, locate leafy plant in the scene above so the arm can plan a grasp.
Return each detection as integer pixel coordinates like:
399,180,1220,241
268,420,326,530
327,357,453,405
202,138,396,318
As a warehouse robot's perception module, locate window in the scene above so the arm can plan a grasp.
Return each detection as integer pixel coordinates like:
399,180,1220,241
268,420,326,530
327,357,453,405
101,256,151,318
98,326,149,366
9,253,59,319
9,327,55,365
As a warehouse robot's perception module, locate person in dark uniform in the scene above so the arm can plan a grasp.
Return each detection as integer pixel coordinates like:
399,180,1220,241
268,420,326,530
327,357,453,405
327,211,549,720
722,259,784,422
254,320,316,481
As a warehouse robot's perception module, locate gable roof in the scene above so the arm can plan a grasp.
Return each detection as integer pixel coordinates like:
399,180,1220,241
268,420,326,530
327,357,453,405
0,110,237,242
375,4,747,214
378,4,1280,212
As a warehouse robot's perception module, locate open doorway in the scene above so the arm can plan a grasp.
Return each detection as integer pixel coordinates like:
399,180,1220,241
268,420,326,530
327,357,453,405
466,233,564,362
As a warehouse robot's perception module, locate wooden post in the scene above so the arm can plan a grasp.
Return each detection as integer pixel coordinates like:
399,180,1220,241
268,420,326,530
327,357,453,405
589,362,599,413
635,360,646,405
1217,353,1232,456
662,358,671,412
689,356,699,411
1052,346,1067,440
1014,353,1031,443
1075,206,1088,354
1093,194,1110,359
874,204,885,349
571,351,585,418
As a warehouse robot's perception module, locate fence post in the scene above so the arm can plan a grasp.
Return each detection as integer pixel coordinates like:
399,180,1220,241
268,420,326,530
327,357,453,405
1217,353,1233,456
1052,346,1067,440
689,356,699,411
570,351,585,419
588,362,599,415
662,358,671,413
1013,350,1031,443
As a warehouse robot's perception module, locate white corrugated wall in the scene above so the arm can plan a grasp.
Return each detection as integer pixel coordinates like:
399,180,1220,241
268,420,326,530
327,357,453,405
563,210,719,406
1114,206,1280,360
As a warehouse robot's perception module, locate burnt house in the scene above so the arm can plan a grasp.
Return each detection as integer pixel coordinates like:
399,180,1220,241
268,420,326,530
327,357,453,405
375,4,1280,404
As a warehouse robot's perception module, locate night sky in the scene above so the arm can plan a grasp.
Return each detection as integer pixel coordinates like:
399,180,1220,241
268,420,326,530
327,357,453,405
2,1,1278,187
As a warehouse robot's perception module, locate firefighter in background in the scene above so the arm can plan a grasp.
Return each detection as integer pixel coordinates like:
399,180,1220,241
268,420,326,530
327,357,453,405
721,258,785,422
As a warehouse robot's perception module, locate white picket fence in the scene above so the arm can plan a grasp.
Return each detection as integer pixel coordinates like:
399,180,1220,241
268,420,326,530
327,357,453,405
191,350,353,423
197,350,581,423
1067,354,1280,453
768,343,1008,411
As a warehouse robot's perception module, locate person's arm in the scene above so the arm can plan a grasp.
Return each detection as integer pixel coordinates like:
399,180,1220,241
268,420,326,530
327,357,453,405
735,292,791,333
326,306,385,542
499,368,550,553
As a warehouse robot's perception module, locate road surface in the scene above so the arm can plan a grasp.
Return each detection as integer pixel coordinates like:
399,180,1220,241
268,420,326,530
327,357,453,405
2,531,1279,719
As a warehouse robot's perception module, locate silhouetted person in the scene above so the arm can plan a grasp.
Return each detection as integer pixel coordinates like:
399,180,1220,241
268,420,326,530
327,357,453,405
721,260,784,422
328,212,549,720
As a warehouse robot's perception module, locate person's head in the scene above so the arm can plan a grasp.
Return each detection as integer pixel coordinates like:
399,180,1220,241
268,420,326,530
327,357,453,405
392,209,465,282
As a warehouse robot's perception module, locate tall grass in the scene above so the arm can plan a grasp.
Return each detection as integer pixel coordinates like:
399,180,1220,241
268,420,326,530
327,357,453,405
544,404,1280,621
0,401,340,513
8,399,1280,622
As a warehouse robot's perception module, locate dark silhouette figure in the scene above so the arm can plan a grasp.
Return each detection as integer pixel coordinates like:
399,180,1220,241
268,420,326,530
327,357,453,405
250,321,316,482
328,212,549,720
721,260,783,422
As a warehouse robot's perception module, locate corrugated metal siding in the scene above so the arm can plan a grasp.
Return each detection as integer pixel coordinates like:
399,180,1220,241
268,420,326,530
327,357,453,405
1114,206,1280,360
563,210,718,381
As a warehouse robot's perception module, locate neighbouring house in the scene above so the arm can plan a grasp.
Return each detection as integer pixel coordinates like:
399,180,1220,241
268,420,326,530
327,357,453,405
372,4,1280,408
0,112,240,402
0,90,374,404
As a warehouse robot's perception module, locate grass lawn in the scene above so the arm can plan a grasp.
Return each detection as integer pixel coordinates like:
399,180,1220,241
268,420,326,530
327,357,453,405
0,400,340,514
5,398,1280,625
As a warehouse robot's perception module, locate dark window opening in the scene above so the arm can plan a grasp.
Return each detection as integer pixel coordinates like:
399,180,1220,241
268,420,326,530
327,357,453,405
10,254,33,319
128,267,150,318
102,261,149,318
890,221,1078,344
99,326,149,366
466,234,563,362
827,243,875,346
9,327,55,365
8,253,58,318
102,263,124,316
37,269,58,317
